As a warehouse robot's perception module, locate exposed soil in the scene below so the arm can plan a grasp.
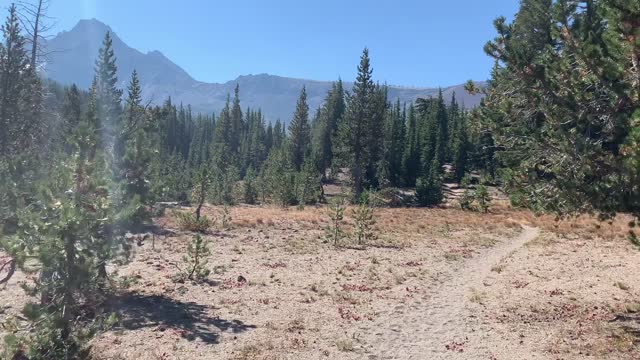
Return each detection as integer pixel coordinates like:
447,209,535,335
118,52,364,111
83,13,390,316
0,205,638,359
361,225,540,359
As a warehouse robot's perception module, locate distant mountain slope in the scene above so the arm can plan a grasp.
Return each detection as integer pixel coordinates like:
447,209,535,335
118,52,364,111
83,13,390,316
43,19,485,122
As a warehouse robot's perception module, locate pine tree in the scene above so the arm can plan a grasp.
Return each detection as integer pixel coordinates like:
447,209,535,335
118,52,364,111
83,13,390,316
0,4,42,158
60,84,83,153
265,122,274,153
188,113,215,169
94,31,122,155
325,197,346,246
0,4,44,237
447,92,460,160
2,78,120,358
289,86,311,171
210,95,238,205
474,185,491,213
230,84,243,154
243,166,258,204
339,48,377,200
366,84,388,188
478,0,640,214
182,234,211,282
238,108,266,174
402,103,420,186
313,80,345,176
416,158,443,206
273,119,285,149
116,70,153,229
260,146,295,206
382,99,405,186
452,110,469,182
416,97,437,178
433,89,448,168
352,204,376,246
296,154,323,205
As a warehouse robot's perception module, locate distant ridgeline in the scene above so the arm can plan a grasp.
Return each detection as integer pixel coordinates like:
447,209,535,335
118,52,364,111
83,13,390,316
42,19,485,123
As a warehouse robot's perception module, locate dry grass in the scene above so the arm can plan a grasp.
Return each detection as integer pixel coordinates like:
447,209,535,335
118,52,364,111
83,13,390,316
489,205,635,241
615,281,631,291
1,203,638,360
335,339,355,352
468,288,487,304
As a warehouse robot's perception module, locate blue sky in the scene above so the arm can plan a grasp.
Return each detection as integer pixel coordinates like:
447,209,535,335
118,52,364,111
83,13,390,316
23,0,518,86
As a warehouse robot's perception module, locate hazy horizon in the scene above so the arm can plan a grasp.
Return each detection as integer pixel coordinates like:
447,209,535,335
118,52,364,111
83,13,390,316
39,0,519,87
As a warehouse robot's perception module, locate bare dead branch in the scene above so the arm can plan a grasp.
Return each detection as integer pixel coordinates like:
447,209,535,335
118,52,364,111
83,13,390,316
0,258,16,287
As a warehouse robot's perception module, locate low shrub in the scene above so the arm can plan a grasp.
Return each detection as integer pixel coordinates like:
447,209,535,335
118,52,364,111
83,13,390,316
174,210,213,233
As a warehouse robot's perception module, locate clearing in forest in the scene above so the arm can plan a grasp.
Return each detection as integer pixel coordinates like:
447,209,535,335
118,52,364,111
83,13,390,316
1,205,638,359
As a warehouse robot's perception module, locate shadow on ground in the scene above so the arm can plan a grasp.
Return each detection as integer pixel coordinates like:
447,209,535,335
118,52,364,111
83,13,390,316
109,292,256,344
611,313,640,346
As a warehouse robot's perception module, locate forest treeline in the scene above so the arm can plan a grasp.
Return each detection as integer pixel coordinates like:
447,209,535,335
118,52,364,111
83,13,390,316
0,0,638,358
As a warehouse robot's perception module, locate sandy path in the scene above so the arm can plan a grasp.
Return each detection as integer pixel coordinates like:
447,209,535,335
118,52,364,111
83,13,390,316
362,225,540,359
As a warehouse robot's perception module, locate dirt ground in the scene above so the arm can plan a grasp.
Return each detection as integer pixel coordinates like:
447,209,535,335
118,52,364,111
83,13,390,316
1,205,639,359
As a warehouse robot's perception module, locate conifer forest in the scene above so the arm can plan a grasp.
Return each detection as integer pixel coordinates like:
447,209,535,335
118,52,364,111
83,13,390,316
0,1,639,359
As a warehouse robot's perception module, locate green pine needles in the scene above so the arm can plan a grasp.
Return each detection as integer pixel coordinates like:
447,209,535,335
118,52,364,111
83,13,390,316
352,204,376,246
175,234,211,283
325,197,346,246
474,185,491,213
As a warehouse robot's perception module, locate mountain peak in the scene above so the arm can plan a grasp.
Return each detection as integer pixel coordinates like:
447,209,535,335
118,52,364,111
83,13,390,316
70,18,112,33
44,19,485,122
147,50,164,57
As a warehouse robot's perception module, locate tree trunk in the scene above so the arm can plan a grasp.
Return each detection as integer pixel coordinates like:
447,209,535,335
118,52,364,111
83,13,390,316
61,233,76,341
195,177,206,221
63,233,75,319
30,0,43,70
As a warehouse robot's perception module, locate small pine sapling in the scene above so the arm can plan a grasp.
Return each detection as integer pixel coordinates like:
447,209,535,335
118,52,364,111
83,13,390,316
458,189,473,210
184,234,211,282
325,197,346,246
352,204,376,246
219,205,231,230
243,167,258,205
474,185,491,213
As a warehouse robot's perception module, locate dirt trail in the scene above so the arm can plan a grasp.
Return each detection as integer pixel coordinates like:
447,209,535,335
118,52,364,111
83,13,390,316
362,225,540,359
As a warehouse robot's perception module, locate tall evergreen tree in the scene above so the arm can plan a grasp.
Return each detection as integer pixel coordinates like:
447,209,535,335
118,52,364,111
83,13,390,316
452,109,469,182
0,4,44,235
0,4,42,157
447,92,460,160
260,145,295,206
289,86,311,171
313,79,345,176
60,84,83,153
433,89,448,168
230,84,243,154
402,103,420,186
117,70,153,228
272,119,285,149
366,84,388,187
94,31,122,154
382,99,405,186
210,95,238,204
339,48,377,200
